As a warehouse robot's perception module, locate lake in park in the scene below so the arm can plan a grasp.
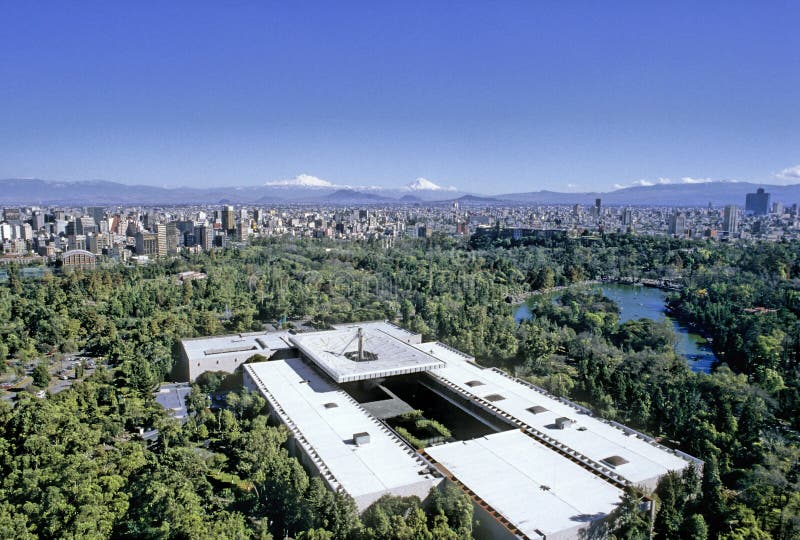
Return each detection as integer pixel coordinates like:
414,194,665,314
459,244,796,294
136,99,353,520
514,283,716,373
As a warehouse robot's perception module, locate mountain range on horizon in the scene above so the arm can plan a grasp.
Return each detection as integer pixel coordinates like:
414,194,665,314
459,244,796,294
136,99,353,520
1,176,799,207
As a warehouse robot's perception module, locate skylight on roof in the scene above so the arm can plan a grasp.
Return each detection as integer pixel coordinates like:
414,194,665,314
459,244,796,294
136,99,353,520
465,380,484,387
602,455,629,468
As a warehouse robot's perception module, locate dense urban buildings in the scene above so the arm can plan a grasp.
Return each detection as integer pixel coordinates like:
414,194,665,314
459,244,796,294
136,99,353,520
1,185,799,266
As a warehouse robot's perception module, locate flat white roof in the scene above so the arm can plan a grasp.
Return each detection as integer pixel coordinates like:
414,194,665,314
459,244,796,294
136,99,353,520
289,325,443,383
181,330,292,361
413,341,475,364
244,359,438,509
332,321,421,343
420,344,695,487
426,430,623,540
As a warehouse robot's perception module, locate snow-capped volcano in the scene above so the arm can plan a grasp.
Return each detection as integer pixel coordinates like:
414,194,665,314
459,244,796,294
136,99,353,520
405,177,456,191
265,174,335,187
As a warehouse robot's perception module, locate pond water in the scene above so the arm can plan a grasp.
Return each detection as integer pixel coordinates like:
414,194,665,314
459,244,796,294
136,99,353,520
515,283,716,373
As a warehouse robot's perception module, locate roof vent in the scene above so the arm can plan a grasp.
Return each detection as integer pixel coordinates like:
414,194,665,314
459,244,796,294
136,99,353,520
602,455,629,468
353,432,370,446
465,380,485,387
555,417,575,429
527,405,548,414
324,402,338,409
485,393,506,402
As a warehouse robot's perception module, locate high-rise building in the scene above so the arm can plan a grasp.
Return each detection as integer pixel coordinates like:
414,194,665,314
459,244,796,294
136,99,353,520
125,221,139,238
20,223,33,241
621,208,633,228
752,219,767,235
723,205,738,237
221,205,236,233
65,216,96,236
0,223,12,242
236,220,252,242
176,220,195,235
154,224,168,257
76,216,97,235
3,208,21,223
195,225,214,251
135,231,159,256
87,206,105,227
166,222,179,255
67,234,87,251
668,212,686,236
142,211,154,230
31,211,45,231
182,231,196,247
594,198,602,218
86,233,102,254
745,188,770,216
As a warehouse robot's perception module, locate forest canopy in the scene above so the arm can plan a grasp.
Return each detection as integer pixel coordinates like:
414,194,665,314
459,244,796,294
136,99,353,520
1,234,798,539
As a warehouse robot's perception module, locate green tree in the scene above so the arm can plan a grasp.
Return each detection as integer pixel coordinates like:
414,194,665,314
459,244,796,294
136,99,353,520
31,361,50,388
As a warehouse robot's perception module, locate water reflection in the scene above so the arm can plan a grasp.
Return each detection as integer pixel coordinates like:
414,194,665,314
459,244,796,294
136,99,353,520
514,283,716,373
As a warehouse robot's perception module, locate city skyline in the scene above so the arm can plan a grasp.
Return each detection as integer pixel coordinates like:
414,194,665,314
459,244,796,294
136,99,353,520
2,2,799,192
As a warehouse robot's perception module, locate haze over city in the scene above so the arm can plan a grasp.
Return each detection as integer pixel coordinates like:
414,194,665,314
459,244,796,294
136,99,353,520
2,1,799,192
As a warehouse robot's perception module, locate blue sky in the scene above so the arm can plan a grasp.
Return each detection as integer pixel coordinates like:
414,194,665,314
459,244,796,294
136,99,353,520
1,1,799,193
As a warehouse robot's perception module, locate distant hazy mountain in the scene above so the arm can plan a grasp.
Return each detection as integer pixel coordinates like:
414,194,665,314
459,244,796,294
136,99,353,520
494,189,601,205
499,182,800,207
429,194,504,206
0,179,211,205
1,177,798,206
325,189,393,204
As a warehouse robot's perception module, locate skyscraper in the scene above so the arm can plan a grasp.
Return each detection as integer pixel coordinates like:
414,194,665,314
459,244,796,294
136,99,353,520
31,211,45,231
196,224,214,251
723,205,738,237
166,222,179,255
87,206,105,228
154,224,168,257
745,188,770,216
221,205,236,233
621,208,633,228
668,212,686,236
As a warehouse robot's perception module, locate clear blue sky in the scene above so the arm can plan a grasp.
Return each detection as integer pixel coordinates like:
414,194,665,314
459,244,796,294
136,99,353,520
1,1,799,193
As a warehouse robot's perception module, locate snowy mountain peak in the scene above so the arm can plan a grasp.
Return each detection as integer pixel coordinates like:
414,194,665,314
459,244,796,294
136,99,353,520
265,174,334,187
405,177,455,191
